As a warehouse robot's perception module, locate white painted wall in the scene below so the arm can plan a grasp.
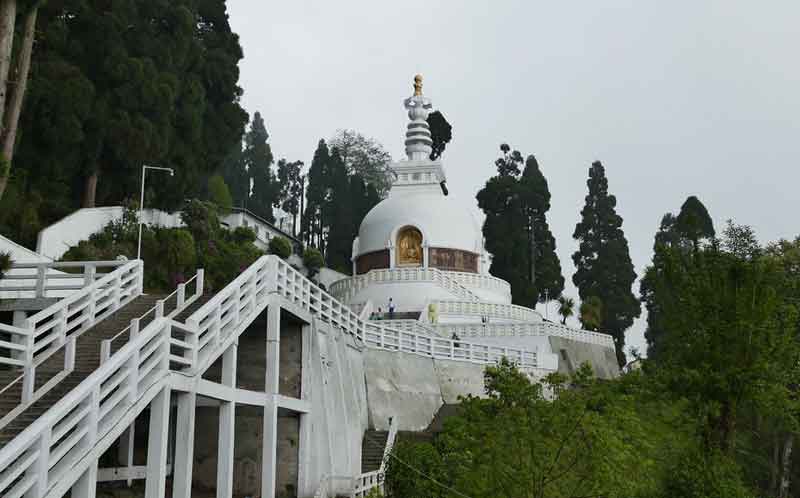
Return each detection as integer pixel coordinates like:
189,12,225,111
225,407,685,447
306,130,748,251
36,207,183,260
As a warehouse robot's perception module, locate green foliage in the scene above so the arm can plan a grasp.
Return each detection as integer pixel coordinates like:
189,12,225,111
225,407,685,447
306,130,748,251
675,195,715,250
301,138,380,272
556,295,575,324
246,112,277,223
386,359,687,498
268,236,292,259
303,247,324,278
62,200,261,292
427,110,452,161
579,295,603,331
572,160,640,367
207,174,233,212
12,0,247,213
277,158,304,236
329,129,392,197
478,144,564,306
0,251,12,281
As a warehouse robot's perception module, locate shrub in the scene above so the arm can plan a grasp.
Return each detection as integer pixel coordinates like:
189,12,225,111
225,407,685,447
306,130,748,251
268,236,292,259
208,174,233,212
0,251,12,280
303,247,324,278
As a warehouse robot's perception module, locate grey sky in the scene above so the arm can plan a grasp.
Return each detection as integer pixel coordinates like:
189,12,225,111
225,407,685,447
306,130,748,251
228,0,800,356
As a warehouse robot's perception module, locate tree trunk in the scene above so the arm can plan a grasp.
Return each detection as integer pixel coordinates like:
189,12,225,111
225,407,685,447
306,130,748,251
83,171,98,208
2,4,37,163
779,434,793,498
772,435,781,495
0,0,16,129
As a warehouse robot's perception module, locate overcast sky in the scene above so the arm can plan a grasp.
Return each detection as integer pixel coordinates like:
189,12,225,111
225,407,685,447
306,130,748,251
227,0,800,356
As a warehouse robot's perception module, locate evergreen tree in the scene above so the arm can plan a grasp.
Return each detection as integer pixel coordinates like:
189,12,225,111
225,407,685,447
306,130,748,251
276,158,304,236
427,110,452,161
572,161,640,367
478,145,563,306
675,195,715,251
301,139,330,249
5,0,247,218
245,112,276,222
221,142,248,208
323,147,352,272
519,155,564,302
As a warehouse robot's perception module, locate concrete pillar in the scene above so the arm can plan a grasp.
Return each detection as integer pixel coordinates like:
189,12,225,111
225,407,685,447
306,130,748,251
265,304,281,394
117,425,135,487
171,391,196,498
217,343,238,498
262,304,281,498
145,386,171,498
261,397,278,498
12,310,26,327
11,311,26,361
388,244,396,269
423,243,429,268
297,324,313,497
72,461,98,498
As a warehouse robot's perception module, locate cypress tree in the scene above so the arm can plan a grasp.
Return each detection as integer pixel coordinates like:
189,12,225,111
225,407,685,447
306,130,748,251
222,143,248,208
276,158,304,236
572,161,640,367
245,112,276,222
301,139,330,249
518,155,564,302
323,147,352,272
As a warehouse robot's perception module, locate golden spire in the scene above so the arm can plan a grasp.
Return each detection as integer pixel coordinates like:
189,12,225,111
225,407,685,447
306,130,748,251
413,74,423,96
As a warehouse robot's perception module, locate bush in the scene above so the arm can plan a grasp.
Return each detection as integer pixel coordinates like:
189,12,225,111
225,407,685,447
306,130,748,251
207,174,233,212
268,236,292,259
62,199,263,293
303,247,324,278
0,251,12,280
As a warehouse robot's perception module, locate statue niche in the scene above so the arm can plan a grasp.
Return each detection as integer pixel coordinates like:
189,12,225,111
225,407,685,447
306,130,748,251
397,226,423,266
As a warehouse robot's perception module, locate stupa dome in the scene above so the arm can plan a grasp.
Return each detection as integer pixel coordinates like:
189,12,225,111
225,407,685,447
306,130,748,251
356,189,483,257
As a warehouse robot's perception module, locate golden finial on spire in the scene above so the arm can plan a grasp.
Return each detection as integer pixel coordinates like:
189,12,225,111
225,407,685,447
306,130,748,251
413,74,423,96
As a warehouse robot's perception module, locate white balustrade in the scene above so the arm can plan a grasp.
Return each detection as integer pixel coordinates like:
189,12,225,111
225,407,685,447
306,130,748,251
0,260,129,299
0,260,143,411
329,267,481,303
435,299,543,323
434,321,615,348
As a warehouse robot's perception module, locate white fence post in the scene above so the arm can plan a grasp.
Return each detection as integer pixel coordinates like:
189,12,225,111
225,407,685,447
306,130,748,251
155,300,164,319
65,336,76,371
100,340,111,364
196,269,204,297
28,428,52,496
83,263,96,286
177,283,186,309
35,264,47,298
21,321,36,402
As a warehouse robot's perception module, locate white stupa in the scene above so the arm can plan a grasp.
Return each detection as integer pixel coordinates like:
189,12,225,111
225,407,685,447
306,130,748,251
330,76,618,378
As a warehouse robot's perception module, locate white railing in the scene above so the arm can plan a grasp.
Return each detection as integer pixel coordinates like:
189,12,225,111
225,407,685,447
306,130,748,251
0,260,126,299
379,319,437,336
0,260,143,405
435,299,542,323
352,416,398,498
446,270,511,298
433,321,615,348
329,267,480,304
0,256,539,498
0,314,191,498
100,270,204,362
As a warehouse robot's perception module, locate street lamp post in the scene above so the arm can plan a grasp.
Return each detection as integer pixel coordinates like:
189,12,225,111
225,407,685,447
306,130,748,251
138,165,174,261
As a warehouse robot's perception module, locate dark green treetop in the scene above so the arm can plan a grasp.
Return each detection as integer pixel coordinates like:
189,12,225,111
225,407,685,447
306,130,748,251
675,195,715,250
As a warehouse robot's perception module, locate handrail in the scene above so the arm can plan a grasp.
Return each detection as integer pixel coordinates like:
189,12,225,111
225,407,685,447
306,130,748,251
0,260,143,406
0,260,128,298
329,266,481,304
434,299,542,323
101,270,204,361
433,321,615,348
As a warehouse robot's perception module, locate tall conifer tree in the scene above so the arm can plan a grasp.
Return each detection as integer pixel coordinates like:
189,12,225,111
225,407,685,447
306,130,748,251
479,145,563,306
301,139,330,249
245,112,276,222
572,161,640,367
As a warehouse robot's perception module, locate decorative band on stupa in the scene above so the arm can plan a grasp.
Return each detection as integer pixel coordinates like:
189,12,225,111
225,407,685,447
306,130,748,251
403,74,433,161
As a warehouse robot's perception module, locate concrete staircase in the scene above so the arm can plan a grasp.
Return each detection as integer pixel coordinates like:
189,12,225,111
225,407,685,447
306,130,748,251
361,430,390,473
0,294,210,448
